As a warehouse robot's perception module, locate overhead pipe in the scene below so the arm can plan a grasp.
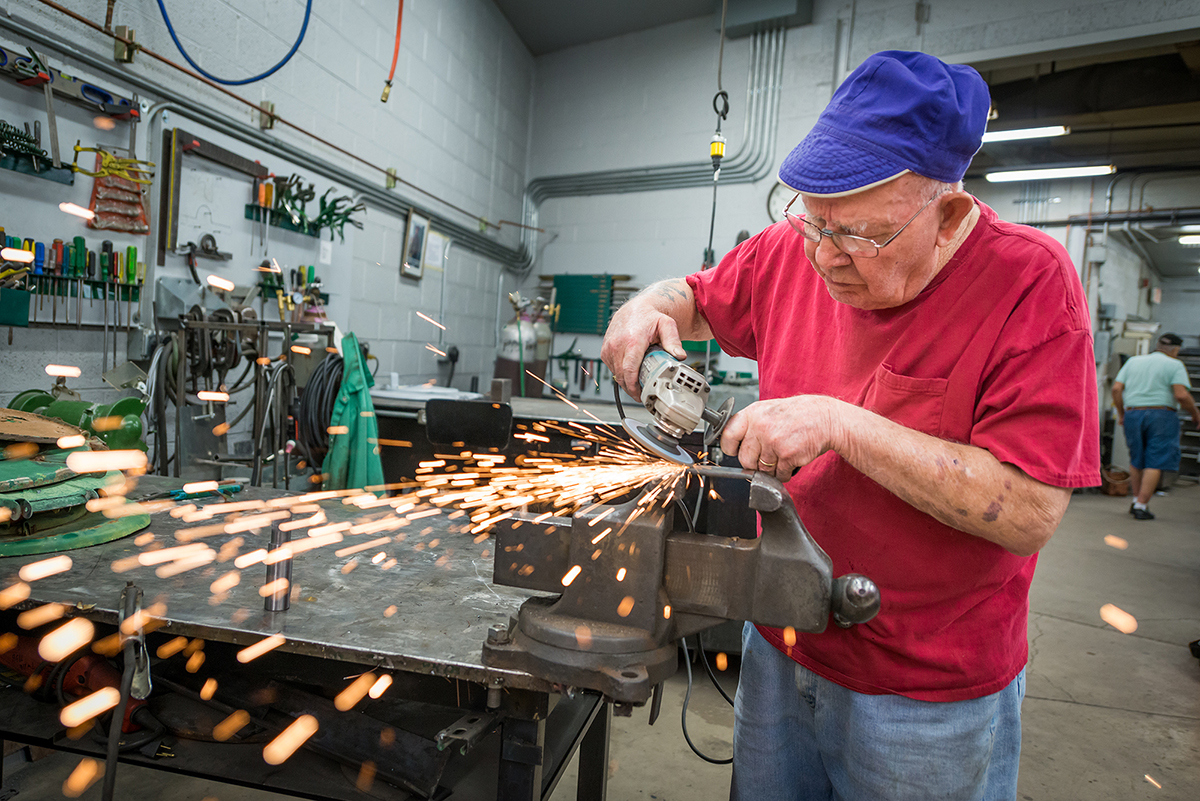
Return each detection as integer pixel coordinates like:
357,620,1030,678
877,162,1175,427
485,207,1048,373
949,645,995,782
524,28,786,206
0,14,533,272
513,27,787,275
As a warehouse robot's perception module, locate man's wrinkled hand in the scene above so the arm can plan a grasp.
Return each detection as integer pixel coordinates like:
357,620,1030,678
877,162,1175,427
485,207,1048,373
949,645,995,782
720,395,853,479
600,307,686,403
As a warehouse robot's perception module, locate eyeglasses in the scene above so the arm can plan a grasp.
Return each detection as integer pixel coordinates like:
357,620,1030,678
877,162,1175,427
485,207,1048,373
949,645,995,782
783,192,943,257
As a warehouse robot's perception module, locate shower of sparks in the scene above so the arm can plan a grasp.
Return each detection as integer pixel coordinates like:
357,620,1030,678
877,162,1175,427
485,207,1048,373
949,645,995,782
264,714,319,765
1100,603,1138,634
66,450,148,473
1145,775,1162,789
425,344,447,357
238,633,286,663
368,674,393,699
335,673,377,711
60,687,120,727
38,618,95,662
62,758,103,797
291,345,312,355
59,202,96,220
356,762,377,792
416,311,446,330
18,555,73,582
57,434,87,449
715,652,729,671
45,364,82,377
1104,535,1129,550
200,678,218,700
206,274,235,292
18,603,67,629
0,387,715,738
259,578,290,597
157,638,188,659
197,391,230,402
213,710,250,741
1,247,35,263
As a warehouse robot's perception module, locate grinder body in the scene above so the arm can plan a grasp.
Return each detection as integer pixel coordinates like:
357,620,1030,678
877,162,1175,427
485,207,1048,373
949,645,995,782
625,348,733,463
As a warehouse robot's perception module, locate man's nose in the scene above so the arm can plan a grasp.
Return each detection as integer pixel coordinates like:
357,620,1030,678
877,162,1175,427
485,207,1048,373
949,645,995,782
814,235,852,269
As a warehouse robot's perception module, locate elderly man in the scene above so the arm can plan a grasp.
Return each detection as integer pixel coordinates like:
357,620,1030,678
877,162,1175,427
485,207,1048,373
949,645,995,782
1112,332,1199,519
602,51,1099,800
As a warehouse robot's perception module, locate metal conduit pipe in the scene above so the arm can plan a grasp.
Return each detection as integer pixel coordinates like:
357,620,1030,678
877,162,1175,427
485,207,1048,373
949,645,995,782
0,15,533,272
513,28,786,274
524,28,786,206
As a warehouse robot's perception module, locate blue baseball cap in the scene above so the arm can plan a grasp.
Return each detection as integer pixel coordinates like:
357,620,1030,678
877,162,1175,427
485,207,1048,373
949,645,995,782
779,51,990,197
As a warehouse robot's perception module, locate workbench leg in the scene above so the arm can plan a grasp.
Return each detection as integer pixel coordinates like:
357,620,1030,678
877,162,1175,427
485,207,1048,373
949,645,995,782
576,702,610,801
497,718,544,801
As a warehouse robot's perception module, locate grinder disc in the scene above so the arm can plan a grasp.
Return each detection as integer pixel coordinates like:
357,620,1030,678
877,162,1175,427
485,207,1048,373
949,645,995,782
622,418,694,465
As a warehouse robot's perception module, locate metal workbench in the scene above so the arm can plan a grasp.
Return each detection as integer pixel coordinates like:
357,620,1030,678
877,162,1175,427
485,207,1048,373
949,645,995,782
0,477,614,800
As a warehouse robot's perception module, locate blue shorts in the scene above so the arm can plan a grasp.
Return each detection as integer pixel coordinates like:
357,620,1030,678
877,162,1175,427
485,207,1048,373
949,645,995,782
1124,408,1181,471
730,623,1024,801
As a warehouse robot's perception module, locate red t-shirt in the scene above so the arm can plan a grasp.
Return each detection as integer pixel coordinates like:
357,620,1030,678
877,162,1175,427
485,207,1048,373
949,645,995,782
687,200,1100,702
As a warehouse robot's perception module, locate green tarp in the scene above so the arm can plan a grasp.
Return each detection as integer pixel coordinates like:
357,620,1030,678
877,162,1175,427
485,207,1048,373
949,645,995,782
322,332,385,493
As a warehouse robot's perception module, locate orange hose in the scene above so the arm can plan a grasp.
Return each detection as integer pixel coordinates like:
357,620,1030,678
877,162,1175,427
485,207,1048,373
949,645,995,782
387,1,403,83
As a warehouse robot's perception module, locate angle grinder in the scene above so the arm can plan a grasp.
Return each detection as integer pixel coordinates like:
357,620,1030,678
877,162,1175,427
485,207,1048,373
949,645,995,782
620,348,735,465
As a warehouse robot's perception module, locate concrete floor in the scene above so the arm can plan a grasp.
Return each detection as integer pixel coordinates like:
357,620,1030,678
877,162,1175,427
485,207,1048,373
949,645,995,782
3,486,1198,800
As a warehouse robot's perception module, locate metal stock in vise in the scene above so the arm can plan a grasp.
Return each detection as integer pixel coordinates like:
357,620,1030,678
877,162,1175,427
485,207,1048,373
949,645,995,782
484,468,880,704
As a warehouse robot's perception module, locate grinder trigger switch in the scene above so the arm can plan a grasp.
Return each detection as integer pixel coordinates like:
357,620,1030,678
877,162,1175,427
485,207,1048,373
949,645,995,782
622,348,735,465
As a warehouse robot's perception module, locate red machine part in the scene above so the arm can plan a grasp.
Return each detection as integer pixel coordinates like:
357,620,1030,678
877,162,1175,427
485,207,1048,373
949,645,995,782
0,632,146,732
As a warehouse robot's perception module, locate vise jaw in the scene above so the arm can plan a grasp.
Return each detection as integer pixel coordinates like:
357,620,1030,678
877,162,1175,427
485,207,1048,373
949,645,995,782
484,470,880,705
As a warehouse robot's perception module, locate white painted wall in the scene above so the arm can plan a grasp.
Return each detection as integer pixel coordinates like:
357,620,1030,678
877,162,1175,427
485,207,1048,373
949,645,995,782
1,0,534,408
525,0,1200,381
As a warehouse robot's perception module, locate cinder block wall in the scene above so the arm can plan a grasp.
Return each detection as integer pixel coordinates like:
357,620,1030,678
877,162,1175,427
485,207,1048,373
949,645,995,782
1,0,534,395
524,0,1200,375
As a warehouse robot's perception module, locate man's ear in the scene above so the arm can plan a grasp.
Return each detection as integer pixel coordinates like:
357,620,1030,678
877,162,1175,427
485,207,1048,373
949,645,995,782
935,193,975,247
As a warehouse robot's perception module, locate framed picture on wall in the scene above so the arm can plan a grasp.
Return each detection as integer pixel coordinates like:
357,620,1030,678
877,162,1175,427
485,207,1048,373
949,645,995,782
401,211,429,280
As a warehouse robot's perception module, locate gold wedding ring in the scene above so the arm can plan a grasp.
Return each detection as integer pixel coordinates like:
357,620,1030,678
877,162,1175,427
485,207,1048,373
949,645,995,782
757,458,777,469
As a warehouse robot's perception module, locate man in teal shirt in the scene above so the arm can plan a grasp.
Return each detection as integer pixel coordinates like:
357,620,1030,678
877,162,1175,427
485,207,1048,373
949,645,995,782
1112,333,1200,519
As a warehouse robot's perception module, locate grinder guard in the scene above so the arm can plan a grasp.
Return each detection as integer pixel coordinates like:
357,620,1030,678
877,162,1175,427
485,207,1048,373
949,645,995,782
484,470,880,704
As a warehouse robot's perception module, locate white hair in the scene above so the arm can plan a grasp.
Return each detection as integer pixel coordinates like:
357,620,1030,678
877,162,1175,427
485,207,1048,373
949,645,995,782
910,174,963,200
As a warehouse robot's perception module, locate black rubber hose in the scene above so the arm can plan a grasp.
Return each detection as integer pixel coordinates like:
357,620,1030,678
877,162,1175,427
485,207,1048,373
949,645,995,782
297,353,343,470
91,706,166,753
697,637,735,707
679,637,733,765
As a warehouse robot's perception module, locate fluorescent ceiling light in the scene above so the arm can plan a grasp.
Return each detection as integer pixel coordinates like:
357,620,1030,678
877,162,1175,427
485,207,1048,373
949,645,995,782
985,165,1115,183
1179,235,1200,246
981,125,1069,143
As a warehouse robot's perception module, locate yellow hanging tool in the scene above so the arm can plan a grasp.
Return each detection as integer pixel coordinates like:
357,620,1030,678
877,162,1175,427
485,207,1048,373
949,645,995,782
71,141,156,184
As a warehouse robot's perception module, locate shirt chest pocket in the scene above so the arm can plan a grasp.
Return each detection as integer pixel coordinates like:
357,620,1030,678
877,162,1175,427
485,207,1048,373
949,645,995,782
862,364,948,437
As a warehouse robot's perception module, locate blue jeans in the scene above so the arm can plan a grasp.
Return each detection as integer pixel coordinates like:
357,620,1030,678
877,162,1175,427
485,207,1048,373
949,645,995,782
730,623,1025,801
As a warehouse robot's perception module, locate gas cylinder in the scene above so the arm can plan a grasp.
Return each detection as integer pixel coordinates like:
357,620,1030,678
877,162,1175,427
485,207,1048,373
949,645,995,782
498,317,538,364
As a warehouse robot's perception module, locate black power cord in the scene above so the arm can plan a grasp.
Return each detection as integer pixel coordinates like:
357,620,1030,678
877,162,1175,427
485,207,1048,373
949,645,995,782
679,636,733,765
697,636,736,707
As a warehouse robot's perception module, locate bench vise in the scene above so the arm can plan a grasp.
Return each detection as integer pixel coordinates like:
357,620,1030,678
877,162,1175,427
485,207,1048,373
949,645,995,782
484,465,880,704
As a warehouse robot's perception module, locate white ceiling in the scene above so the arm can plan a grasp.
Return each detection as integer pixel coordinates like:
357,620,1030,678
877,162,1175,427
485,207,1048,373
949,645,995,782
492,0,712,56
